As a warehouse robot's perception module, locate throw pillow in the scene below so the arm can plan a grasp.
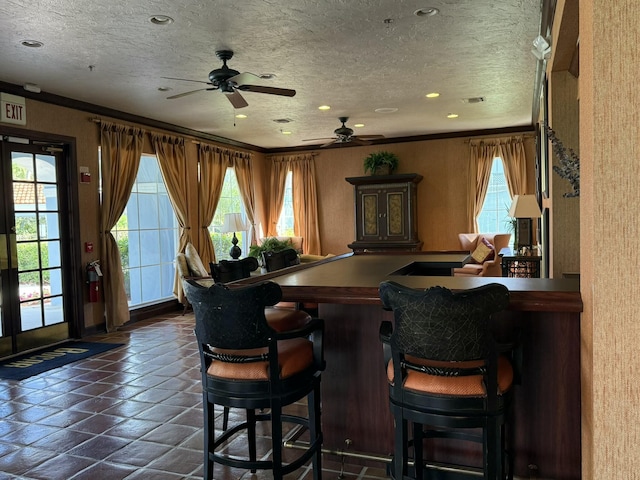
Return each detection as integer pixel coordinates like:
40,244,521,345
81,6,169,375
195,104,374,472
471,238,495,264
480,237,495,260
184,243,209,277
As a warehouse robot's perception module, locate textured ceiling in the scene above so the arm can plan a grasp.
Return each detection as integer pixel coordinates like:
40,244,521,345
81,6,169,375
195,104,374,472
0,0,542,149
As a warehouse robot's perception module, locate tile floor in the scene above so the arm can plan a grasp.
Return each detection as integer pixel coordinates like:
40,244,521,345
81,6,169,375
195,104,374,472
0,311,390,480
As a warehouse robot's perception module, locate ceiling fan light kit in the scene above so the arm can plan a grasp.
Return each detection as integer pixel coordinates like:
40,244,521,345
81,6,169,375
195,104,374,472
164,50,295,108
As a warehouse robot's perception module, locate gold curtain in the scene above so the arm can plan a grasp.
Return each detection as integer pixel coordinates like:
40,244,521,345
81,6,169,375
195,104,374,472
232,153,257,246
290,155,321,254
150,133,191,303
468,136,529,233
99,121,144,331
468,141,499,232
197,144,232,267
266,158,290,237
267,154,321,254
499,136,528,197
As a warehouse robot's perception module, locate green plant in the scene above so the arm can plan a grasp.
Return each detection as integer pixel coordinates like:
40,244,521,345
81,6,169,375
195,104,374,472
363,151,399,175
248,237,294,261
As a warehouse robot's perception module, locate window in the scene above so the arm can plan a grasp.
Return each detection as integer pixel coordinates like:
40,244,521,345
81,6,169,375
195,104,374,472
209,168,248,260
112,154,180,307
477,157,513,237
276,171,294,236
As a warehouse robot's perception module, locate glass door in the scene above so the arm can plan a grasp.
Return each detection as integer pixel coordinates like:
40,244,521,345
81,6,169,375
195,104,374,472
0,142,72,356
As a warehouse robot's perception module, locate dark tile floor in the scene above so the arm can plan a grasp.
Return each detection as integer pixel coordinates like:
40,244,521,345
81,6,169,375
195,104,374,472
0,312,390,479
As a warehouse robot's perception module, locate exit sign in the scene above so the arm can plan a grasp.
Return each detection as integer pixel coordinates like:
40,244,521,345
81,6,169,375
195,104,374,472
1,93,27,125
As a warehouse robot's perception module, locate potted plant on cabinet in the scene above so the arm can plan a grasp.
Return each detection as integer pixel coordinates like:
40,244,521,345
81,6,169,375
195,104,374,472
363,151,400,175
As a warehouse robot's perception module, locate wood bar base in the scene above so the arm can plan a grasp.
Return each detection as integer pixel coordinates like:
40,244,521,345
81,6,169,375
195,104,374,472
235,253,582,479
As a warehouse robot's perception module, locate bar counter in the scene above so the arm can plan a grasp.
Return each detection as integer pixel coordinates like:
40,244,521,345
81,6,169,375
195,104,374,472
235,253,582,479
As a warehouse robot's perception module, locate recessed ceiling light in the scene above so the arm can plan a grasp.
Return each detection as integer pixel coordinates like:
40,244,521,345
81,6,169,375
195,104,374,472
425,92,440,98
21,40,43,48
447,113,459,119
149,15,174,25
281,130,292,135
157,86,172,92
235,114,247,119
318,105,331,111
375,107,398,114
414,8,439,17
354,123,365,128
259,73,276,79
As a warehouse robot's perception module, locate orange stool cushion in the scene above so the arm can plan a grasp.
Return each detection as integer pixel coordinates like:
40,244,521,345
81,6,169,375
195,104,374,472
208,338,313,380
265,308,311,332
387,355,513,396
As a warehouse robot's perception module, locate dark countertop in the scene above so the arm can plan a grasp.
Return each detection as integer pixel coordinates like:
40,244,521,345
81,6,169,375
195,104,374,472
235,253,582,312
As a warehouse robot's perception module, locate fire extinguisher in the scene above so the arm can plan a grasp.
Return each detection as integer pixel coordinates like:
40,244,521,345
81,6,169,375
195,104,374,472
86,260,103,303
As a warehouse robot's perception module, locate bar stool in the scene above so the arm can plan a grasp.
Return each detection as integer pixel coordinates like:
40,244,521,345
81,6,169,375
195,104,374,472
183,279,325,480
378,281,513,479
207,255,312,429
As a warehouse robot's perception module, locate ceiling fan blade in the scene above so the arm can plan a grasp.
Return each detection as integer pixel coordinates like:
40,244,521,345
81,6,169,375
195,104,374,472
166,88,212,99
321,139,338,148
303,137,336,142
227,72,262,86
349,137,372,146
225,90,249,109
237,84,296,97
356,134,385,140
161,76,212,85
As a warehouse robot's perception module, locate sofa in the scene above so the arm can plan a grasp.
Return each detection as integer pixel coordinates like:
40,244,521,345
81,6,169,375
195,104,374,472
453,233,511,277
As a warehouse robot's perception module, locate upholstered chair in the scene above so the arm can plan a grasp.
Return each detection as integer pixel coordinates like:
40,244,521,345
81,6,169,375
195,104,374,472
262,248,300,272
210,256,259,283
454,233,511,277
176,243,213,313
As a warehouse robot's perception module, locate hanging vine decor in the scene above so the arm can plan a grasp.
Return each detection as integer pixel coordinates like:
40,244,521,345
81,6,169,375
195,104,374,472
544,123,580,198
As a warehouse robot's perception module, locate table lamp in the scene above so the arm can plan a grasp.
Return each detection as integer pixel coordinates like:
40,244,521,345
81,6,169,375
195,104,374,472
508,195,541,252
220,213,247,259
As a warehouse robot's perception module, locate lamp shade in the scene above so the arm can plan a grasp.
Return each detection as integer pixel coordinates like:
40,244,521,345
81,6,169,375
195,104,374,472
508,195,541,218
220,213,247,233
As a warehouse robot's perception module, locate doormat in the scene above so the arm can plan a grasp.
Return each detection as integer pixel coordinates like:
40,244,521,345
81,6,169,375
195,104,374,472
0,341,123,381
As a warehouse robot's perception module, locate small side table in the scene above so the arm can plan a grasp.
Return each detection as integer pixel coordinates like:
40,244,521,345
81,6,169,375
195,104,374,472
499,248,542,278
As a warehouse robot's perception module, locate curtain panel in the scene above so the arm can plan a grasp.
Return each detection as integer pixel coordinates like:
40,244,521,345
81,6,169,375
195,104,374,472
150,133,192,303
232,154,257,246
468,136,528,232
99,121,144,331
267,154,321,254
197,144,252,266
499,137,528,197
266,159,290,237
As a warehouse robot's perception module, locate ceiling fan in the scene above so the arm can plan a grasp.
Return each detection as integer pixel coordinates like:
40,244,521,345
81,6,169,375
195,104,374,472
163,50,296,109
303,117,384,147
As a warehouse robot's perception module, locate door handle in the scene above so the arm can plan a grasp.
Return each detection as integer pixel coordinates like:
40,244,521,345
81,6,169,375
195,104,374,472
0,234,18,270
10,234,17,267
0,234,7,270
